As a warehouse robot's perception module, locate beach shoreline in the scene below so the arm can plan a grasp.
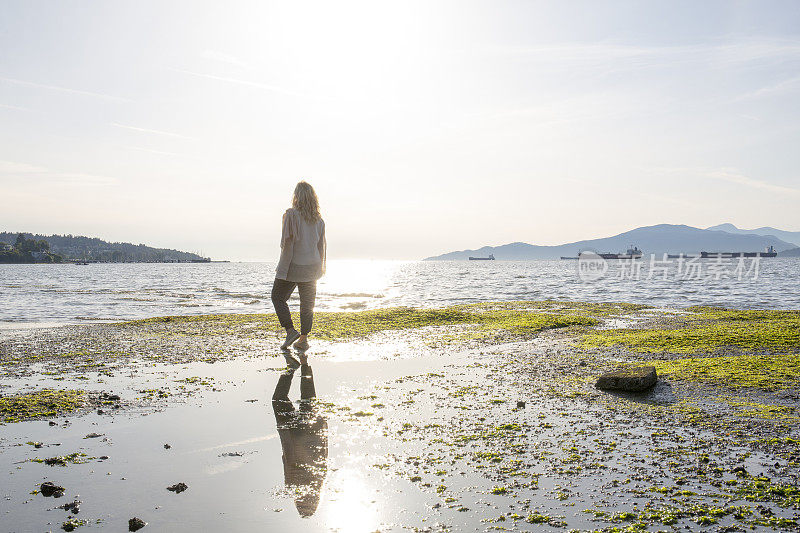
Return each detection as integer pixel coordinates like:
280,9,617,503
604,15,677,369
2,301,799,531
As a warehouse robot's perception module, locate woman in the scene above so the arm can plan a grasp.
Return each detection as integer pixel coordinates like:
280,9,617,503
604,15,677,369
272,181,326,352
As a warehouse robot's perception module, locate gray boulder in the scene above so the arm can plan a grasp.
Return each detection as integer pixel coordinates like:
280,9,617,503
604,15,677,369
596,366,657,392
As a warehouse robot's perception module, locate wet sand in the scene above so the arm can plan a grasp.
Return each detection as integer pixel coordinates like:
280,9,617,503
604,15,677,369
1,303,799,532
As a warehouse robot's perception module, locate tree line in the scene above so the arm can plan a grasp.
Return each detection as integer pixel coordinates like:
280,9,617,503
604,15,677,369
0,232,209,263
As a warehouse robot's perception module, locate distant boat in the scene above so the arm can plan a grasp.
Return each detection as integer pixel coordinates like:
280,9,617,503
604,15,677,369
468,254,495,261
580,245,643,260
701,246,777,259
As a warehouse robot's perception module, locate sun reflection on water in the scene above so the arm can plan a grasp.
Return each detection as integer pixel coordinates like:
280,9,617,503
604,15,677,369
321,469,381,533
318,260,406,305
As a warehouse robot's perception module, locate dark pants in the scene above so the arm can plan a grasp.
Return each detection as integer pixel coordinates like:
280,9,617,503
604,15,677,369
271,278,317,335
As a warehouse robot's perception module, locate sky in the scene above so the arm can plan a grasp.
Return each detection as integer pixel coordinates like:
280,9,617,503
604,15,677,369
1,0,799,261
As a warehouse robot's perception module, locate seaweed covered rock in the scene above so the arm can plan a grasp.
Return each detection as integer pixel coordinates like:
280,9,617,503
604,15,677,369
596,366,657,392
40,481,65,497
166,482,188,494
128,517,147,531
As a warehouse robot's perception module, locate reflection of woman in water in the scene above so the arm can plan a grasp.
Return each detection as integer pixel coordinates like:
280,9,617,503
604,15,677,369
272,361,328,517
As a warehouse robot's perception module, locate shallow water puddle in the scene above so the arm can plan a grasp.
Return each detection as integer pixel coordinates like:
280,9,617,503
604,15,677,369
0,346,478,532
3,328,800,532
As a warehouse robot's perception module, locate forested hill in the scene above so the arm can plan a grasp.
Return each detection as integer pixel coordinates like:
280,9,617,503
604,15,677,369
0,232,209,263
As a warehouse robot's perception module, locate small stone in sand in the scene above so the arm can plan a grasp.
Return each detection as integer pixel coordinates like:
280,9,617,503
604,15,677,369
516,401,526,408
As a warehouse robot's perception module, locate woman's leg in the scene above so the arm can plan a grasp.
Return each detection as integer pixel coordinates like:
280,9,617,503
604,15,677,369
297,280,317,335
271,278,297,330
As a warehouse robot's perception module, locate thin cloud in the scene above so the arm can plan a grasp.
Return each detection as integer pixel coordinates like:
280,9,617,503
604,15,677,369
125,146,187,157
201,50,253,70
112,122,193,139
169,67,303,98
0,103,31,111
653,166,800,196
734,75,800,101
0,160,47,173
0,159,117,186
705,169,800,196
0,76,132,102
489,38,800,67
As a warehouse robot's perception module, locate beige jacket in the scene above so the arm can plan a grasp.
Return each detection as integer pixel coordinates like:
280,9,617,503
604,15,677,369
275,208,326,282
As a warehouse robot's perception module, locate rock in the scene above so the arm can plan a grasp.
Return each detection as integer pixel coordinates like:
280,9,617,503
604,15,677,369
49,421,58,426
516,401,526,408
163,444,171,450
166,482,188,494
732,466,749,477
128,517,147,531
62,520,81,532
59,499,81,514
40,481,65,497
84,432,104,439
595,366,657,392
97,409,104,415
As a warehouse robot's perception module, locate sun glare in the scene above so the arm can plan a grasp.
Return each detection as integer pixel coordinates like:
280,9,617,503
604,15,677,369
322,470,381,532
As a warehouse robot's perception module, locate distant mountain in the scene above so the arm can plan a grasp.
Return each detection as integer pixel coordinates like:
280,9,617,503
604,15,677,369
423,224,796,261
780,247,800,258
707,223,800,247
0,232,210,263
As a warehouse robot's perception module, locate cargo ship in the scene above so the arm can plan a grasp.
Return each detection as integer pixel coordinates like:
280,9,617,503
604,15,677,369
701,246,777,258
579,245,642,260
468,254,495,260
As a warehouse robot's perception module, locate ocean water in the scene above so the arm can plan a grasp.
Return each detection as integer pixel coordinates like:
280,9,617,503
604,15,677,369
1,258,798,325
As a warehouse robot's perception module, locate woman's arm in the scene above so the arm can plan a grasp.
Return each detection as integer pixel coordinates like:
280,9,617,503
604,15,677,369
318,220,326,277
275,210,295,280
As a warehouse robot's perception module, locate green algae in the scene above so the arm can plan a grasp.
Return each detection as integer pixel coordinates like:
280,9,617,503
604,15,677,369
120,304,600,342
31,452,91,466
654,353,800,391
61,518,87,531
582,308,800,353
736,478,800,507
0,389,86,423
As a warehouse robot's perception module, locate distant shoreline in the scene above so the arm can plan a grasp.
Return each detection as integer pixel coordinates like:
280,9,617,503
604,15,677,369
0,259,228,265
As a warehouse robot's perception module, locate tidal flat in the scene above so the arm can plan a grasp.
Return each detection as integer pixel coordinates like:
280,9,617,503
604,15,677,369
1,301,800,532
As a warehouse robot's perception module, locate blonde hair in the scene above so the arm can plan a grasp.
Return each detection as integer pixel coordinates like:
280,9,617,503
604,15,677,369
292,181,321,223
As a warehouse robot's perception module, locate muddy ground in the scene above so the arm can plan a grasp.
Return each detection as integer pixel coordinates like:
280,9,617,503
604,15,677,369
1,302,799,532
